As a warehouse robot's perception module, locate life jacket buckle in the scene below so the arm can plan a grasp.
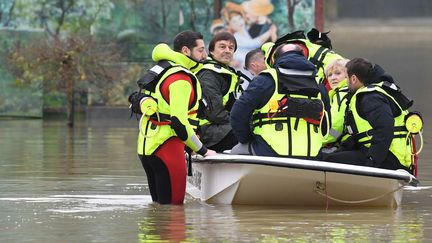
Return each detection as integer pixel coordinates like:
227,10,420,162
365,130,372,138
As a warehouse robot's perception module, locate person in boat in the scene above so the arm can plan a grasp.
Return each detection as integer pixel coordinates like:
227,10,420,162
322,58,350,152
267,30,345,89
196,31,249,153
244,48,266,77
261,40,332,130
323,57,414,172
229,43,326,159
129,31,217,204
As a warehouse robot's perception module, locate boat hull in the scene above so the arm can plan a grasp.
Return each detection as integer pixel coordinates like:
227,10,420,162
186,155,416,207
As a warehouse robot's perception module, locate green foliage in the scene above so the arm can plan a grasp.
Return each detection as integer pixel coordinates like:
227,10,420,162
271,0,289,33
0,29,43,117
179,0,214,41
43,91,66,109
6,35,122,109
4,0,127,114
3,0,317,115
97,0,180,62
293,0,315,31
11,0,115,37
0,0,14,26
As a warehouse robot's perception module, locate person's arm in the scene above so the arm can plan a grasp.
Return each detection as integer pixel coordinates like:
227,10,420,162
255,24,277,44
234,33,261,49
168,79,209,155
359,93,394,166
198,70,230,124
230,75,275,143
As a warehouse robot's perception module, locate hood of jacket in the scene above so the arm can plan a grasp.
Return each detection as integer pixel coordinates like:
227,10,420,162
365,64,394,85
273,50,316,72
152,43,202,72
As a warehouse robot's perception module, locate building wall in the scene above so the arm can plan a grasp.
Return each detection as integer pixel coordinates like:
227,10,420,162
325,11,432,117
327,0,432,19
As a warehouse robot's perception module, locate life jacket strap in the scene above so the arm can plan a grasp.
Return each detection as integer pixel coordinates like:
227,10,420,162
352,125,408,142
147,112,199,127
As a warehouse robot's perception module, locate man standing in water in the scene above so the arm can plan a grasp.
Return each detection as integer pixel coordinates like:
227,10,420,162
130,31,216,204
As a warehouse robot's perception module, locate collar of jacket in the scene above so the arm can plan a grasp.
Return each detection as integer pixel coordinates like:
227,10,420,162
274,50,316,71
152,43,202,72
204,57,237,73
204,57,229,68
329,78,348,98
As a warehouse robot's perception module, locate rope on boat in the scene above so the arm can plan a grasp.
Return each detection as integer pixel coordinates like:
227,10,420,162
315,184,405,204
314,173,413,205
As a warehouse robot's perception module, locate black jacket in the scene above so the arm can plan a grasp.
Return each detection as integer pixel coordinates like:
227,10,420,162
354,64,400,165
197,62,234,147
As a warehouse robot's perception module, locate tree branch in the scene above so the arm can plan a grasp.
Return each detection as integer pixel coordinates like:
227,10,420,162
4,0,16,27
55,0,76,37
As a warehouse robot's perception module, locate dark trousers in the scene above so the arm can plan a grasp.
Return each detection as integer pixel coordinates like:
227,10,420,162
208,131,238,153
323,149,411,172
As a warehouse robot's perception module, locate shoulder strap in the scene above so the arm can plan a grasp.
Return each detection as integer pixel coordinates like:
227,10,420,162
235,70,251,92
380,81,413,110
309,46,329,69
137,60,172,92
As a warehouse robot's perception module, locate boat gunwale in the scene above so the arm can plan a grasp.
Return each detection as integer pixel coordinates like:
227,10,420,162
192,154,417,184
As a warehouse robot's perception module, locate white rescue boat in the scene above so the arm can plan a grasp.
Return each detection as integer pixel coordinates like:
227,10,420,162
186,154,417,208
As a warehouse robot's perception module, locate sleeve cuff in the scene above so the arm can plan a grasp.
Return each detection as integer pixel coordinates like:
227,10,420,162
197,146,208,156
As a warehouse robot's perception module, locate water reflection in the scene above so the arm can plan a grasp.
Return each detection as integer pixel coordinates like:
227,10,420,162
139,203,241,242
139,205,187,242
231,207,424,242
136,203,428,242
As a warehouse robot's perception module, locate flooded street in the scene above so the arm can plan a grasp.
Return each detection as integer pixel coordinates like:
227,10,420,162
0,117,431,242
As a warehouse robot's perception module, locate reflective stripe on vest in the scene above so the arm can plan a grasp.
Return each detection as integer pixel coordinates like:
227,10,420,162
323,86,350,145
252,68,323,158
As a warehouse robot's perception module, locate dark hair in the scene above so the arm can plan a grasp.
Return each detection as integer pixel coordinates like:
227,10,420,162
244,48,264,69
208,31,237,55
346,57,373,84
173,30,204,52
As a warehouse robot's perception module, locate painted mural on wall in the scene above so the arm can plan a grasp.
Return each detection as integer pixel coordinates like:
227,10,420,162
1,0,315,117
180,0,315,70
